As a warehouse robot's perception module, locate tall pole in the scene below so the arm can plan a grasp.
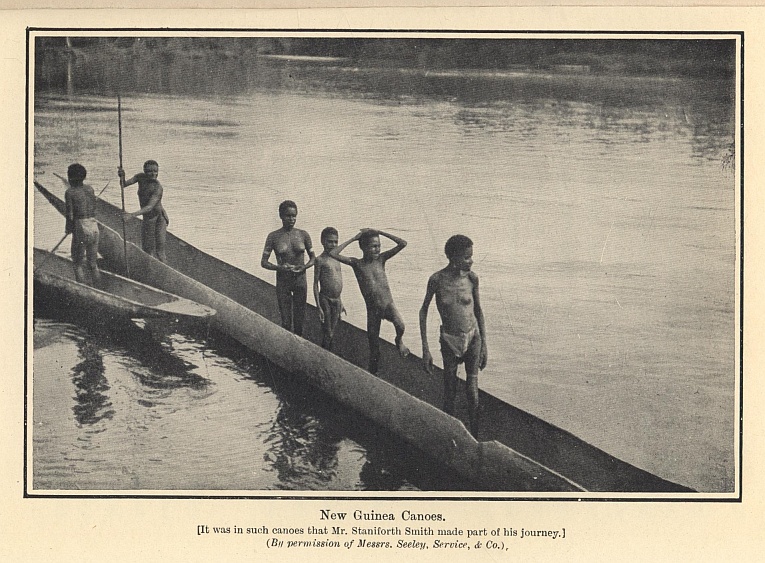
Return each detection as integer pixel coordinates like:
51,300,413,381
118,94,130,276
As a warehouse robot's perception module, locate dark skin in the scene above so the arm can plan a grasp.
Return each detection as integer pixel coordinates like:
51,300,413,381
419,245,487,437
62,174,101,285
313,233,345,350
261,206,315,335
330,229,409,374
118,162,167,262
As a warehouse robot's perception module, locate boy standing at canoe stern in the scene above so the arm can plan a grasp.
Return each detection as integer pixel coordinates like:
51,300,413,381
261,200,316,336
118,160,169,263
419,235,488,438
330,229,409,374
313,227,345,350
64,163,101,286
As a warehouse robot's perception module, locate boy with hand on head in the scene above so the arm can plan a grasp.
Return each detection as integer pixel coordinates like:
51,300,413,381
330,228,409,374
419,235,488,438
63,163,101,285
313,227,345,350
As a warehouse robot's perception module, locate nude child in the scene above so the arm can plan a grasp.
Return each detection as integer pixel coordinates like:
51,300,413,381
313,227,345,350
330,229,409,374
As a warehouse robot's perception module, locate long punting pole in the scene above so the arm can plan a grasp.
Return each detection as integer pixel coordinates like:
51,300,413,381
117,94,130,276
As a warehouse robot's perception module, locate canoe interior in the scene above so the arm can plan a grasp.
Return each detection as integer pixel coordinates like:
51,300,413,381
34,247,177,307
34,181,693,492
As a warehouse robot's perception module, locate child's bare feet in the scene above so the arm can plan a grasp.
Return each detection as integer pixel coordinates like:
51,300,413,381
396,337,410,358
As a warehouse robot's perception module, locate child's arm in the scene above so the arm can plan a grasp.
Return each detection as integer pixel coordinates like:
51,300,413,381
419,274,438,374
117,168,139,188
294,231,316,274
260,233,290,272
471,272,488,370
328,232,361,266
378,230,407,260
313,258,324,322
124,183,162,218
64,190,74,235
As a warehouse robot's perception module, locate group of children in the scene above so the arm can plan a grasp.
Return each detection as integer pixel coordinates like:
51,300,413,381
62,160,169,287
63,162,488,437
261,200,488,436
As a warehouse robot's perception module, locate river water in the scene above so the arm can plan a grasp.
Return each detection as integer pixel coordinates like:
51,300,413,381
31,55,736,492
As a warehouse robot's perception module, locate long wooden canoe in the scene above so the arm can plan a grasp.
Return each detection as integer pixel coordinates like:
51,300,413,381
34,180,694,493
34,247,216,321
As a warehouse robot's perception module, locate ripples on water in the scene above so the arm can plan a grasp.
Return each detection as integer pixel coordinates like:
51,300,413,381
32,55,736,492
33,314,474,491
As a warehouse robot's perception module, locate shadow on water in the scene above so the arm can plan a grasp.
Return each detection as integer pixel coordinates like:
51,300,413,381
34,304,211,392
71,338,115,426
198,330,475,492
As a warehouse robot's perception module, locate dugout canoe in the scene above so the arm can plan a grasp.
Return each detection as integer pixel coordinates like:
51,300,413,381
34,180,694,493
33,247,216,321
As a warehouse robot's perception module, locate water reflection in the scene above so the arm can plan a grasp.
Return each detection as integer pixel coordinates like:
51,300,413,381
264,400,342,490
36,50,734,168
126,319,209,390
71,338,115,426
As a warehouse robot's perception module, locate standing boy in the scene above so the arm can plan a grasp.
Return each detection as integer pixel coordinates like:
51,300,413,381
118,160,169,262
64,163,101,285
330,229,409,374
419,235,488,438
313,227,345,350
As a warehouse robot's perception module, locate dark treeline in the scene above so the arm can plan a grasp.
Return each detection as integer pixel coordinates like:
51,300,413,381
36,36,735,80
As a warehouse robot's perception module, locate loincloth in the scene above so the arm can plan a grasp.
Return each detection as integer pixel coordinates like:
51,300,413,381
74,217,99,244
440,324,480,364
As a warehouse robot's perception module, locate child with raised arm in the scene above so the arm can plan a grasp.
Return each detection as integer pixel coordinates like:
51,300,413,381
419,235,488,438
330,229,408,374
313,227,345,350
118,159,169,262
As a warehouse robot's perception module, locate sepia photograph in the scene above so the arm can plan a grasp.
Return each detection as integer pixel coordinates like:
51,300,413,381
28,30,739,497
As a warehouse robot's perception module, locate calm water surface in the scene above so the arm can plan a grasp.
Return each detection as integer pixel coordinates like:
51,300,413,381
32,59,736,492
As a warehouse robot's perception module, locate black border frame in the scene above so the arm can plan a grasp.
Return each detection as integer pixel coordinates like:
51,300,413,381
24,28,745,502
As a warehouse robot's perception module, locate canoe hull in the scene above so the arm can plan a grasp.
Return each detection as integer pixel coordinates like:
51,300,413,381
34,181,693,492
33,248,216,321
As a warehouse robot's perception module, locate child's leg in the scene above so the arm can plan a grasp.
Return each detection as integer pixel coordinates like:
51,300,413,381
275,278,293,332
86,234,101,285
71,236,87,283
386,304,409,357
440,352,459,416
154,213,168,263
464,335,483,438
292,280,307,337
465,374,479,438
141,216,155,255
319,295,332,349
366,308,382,374
324,297,342,349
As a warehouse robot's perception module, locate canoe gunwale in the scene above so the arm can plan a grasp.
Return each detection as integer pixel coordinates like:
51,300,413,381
33,247,216,320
